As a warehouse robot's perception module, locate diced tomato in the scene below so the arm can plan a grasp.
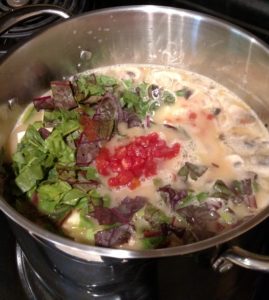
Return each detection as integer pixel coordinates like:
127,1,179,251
95,133,180,189
144,159,157,177
128,177,141,190
117,170,134,185
121,157,133,170
108,176,120,187
115,146,127,159
95,148,110,176
147,132,158,143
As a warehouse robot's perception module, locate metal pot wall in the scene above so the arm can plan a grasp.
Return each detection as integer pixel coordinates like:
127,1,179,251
1,5,269,283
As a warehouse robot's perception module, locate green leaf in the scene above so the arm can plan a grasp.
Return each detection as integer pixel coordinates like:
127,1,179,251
103,195,111,208
47,167,58,181
177,164,189,181
45,130,75,164
178,162,208,181
175,87,193,99
57,119,80,136
80,214,95,229
141,236,165,249
61,188,87,206
44,109,79,123
86,83,105,96
49,204,73,222
211,180,232,199
137,82,149,98
162,90,176,104
12,151,25,173
219,209,237,225
196,192,209,202
75,197,89,214
23,125,45,150
121,87,152,117
230,180,243,194
76,75,106,97
177,192,209,209
88,189,103,206
122,79,133,89
86,166,99,180
144,204,171,226
252,180,259,193
79,214,97,241
15,163,43,192
122,90,140,109
37,180,71,213
96,74,118,86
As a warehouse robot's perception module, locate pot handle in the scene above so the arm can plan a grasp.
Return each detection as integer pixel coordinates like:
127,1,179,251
0,4,71,36
212,246,269,273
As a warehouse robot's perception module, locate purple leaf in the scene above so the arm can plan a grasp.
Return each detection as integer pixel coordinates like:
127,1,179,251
51,81,77,110
111,196,147,223
95,224,132,247
76,133,100,166
177,205,219,241
121,109,142,128
93,93,123,121
93,207,117,225
92,196,147,225
205,198,224,210
33,95,55,111
158,185,188,210
76,141,99,167
244,195,257,209
38,128,51,139
161,223,185,239
240,178,253,195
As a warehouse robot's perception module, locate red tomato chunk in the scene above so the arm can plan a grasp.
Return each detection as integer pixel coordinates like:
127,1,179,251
95,132,180,189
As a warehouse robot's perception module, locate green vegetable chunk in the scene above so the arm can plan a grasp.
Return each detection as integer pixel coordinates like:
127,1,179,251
37,181,71,214
15,163,43,192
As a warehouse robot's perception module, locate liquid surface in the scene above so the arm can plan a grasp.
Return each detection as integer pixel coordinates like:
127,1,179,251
6,64,269,250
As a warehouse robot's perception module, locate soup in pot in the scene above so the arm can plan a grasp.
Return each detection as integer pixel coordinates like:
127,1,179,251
3,64,269,250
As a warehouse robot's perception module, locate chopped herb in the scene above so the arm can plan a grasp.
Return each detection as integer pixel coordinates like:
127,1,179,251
86,166,99,180
61,188,87,206
162,90,176,104
96,74,118,86
141,236,166,249
176,192,209,209
175,87,193,99
178,162,208,181
211,180,232,199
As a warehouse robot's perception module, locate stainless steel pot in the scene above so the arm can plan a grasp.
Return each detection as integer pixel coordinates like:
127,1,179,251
1,5,269,277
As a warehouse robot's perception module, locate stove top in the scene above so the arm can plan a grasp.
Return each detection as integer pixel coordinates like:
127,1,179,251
0,0,94,56
1,1,269,299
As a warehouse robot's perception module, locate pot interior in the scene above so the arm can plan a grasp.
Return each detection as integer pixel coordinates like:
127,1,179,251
1,5,269,258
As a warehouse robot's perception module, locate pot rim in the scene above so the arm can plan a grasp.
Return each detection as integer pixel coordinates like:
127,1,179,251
1,4,269,259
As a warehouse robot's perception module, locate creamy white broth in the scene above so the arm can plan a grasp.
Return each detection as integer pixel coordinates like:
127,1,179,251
93,65,268,208
7,64,269,249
